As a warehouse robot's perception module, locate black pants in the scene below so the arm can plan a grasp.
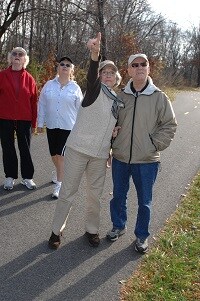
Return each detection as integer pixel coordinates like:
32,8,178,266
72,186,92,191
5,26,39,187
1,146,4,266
0,119,34,179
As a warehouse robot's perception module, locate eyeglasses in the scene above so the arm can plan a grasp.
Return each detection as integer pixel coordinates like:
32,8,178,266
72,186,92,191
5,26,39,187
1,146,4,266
131,62,148,68
12,52,25,57
59,63,71,67
101,71,116,77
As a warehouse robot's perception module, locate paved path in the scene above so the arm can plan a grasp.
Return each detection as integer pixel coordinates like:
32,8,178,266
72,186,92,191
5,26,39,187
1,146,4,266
0,91,200,301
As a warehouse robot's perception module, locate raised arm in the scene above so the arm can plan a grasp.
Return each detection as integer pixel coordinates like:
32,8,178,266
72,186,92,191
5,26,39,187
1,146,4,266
87,32,101,61
82,32,102,107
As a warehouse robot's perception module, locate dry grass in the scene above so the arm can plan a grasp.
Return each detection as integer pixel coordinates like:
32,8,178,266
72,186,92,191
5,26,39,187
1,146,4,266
120,173,200,301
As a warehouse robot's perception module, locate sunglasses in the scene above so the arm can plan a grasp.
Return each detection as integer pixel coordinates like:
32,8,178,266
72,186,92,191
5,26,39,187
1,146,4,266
59,63,71,67
12,52,25,57
131,62,148,68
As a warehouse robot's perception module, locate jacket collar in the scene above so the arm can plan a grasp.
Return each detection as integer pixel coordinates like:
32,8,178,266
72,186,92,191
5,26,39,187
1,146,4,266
123,76,161,96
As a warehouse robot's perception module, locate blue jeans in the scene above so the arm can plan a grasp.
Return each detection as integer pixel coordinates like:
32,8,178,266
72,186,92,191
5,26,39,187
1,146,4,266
110,157,159,239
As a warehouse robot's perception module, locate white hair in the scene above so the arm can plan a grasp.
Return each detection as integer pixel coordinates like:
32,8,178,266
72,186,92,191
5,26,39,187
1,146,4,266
7,47,30,69
115,71,122,87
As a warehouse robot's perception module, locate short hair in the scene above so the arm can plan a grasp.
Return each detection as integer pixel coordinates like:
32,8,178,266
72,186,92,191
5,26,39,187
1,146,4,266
115,71,122,87
99,69,122,87
57,61,75,81
7,47,29,69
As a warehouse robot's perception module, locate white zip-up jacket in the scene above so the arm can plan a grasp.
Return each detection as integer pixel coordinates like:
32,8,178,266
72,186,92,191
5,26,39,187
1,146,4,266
37,77,83,130
112,76,177,163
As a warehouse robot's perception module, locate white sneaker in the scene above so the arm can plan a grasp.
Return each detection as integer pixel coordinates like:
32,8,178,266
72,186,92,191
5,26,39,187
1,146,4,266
135,238,148,254
52,183,61,199
21,179,36,190
51,171,57,184
4,177,15,190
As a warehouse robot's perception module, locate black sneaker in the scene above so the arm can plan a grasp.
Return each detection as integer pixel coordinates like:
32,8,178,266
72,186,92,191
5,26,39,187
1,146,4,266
106,227,127,242
48,232,61,250
85,232,100,247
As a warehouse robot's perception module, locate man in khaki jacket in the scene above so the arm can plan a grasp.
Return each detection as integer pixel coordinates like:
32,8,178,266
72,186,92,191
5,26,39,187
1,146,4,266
107,53,177,253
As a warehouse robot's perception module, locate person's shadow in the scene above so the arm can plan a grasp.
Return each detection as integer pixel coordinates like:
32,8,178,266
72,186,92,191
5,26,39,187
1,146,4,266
0,182,53,217
0,234,140,301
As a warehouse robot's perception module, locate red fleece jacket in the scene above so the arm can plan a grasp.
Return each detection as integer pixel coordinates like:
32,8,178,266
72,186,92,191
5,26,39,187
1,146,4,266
0,66,38,128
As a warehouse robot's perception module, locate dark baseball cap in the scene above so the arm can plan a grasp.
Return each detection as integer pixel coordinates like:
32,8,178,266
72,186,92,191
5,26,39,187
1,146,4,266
58,56,73,64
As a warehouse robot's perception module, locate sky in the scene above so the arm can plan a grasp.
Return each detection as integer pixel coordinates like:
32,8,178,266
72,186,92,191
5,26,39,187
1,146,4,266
149,0,200,29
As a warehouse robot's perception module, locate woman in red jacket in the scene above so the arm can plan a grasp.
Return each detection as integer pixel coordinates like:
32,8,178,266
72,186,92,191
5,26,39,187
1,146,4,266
0,47,38,190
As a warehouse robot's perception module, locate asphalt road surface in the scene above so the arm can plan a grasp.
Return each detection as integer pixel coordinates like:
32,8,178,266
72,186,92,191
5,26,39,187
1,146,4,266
0,91,200,301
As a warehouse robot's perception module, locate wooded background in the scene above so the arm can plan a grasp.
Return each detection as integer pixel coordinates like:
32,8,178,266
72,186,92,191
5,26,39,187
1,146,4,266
1,0,200,90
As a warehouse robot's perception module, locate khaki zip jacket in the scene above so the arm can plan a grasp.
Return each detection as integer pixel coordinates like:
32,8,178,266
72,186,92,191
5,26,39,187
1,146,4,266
112,77,177,163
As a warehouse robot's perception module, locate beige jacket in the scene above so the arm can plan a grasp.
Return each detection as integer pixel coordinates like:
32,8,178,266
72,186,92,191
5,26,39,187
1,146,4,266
112,77,177,163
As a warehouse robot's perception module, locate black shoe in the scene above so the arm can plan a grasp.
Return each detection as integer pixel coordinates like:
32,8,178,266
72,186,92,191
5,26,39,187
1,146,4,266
85,231,100,247
48,231,61,249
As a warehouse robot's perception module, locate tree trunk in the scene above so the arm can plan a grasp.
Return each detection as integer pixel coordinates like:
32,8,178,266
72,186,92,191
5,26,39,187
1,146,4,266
96,0,107,60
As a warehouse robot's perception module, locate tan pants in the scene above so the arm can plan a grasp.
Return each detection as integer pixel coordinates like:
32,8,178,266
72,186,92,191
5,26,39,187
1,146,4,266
52,147,107,235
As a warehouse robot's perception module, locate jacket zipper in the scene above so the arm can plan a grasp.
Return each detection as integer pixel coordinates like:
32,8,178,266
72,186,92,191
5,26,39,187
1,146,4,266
128,93,138,163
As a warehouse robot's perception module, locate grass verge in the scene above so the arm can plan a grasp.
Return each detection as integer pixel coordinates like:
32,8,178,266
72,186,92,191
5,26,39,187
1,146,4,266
120,173,200,301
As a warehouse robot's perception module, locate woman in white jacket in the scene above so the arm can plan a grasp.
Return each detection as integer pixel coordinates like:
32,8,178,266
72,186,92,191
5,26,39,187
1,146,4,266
37,56,83,199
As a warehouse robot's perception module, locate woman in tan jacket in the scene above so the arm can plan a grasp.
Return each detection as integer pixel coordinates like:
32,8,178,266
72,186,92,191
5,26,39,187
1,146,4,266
48,32,124,249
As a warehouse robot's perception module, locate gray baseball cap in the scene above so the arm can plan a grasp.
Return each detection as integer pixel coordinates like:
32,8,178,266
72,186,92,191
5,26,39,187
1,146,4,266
99,60,118,71
128,54,148,65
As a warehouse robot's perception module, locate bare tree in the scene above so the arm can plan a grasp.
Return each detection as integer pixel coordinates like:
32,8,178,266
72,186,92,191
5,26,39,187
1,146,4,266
0,0,23,40
0,0,199,87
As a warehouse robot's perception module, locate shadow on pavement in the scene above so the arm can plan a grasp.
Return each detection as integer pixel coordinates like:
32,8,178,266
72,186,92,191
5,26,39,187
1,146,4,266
0,235,140,301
